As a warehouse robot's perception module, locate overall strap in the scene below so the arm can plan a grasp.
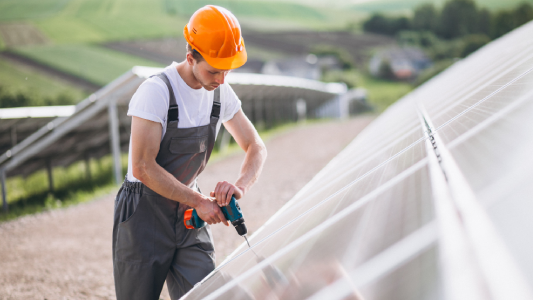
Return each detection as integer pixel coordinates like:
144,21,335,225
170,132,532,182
151,73,179,122
211,87,221,118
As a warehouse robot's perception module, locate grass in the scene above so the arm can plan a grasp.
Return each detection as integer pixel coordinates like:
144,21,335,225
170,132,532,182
14,44,164,86
0,0,67,22
1,0,187,43
167,0,327,21
0,57,87,103
0,0,348,45
175,0,357,31
0,153,126,222
354,70,414,112
0,184,119,223
321,69,413,112
1,0,530,43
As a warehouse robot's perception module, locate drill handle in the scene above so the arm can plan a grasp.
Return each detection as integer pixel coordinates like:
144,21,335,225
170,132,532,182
184,208,206,229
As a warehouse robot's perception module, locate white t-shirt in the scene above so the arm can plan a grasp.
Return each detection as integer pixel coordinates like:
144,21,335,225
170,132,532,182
126,62,242,182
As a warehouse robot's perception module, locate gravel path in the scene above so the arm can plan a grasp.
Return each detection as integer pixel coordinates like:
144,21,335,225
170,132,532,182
0,117,373,300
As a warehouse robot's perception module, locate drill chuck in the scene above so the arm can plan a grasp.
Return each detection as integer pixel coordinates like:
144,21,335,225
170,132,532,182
232,218,248,236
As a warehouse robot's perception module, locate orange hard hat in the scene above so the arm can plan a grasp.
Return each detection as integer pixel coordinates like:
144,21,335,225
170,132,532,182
183,5,247,70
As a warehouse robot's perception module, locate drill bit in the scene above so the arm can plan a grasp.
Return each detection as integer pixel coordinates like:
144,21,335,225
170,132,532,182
244,235,251,248
243,235,260,259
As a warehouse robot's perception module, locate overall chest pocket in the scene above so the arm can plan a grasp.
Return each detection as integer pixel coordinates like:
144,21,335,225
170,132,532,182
169,136,208,154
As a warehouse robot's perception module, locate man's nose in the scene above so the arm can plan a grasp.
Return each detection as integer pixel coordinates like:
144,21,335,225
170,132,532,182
215,72,228,84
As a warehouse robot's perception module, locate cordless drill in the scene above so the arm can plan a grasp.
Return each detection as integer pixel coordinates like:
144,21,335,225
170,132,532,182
184,195,248,236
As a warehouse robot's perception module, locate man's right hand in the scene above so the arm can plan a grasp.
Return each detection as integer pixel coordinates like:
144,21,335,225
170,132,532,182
195,198,229,226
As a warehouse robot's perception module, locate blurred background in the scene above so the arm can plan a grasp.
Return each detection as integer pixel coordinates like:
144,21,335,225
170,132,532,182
0,0,532,228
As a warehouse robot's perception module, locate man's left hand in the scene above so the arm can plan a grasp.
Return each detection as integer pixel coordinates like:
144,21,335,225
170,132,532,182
211,181,243,207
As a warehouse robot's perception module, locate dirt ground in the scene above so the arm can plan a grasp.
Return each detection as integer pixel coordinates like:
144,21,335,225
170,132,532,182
0,117,373,300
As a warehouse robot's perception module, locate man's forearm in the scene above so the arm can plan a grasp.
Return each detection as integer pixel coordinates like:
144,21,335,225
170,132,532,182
234,141,267,195
133,160,203,208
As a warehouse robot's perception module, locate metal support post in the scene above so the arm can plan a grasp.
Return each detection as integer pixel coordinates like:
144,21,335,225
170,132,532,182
108,99,122,185
250,98,256,124
1,168,7,213
255,98,265,130
11,126,17,148
46,159,54,193
296,99,307,123
339,93,349,120
84,153,92,182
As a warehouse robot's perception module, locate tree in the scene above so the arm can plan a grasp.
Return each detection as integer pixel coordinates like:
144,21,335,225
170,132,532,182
491,10,515,38
394,17,411,33
363,14,411,36
363,14,392,35
513,3,533,27
397,31,439,48
439,0,479,39
461,34,491,57
491,3,533,38
477,8,492,37
378,58,395,80
412,4,439,32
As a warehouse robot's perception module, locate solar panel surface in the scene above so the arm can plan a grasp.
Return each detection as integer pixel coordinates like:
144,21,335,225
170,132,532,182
182,21,533,300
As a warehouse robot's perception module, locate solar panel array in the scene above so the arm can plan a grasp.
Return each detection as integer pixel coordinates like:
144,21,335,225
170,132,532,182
182,21,533,300
0,69,345,178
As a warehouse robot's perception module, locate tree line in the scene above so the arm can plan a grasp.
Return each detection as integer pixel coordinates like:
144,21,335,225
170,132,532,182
363,0,533,40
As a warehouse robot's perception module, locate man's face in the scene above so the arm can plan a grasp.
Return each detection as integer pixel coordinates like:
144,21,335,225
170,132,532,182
189,54,231,91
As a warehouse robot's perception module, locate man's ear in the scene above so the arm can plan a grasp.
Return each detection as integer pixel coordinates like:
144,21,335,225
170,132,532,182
186,53,195,66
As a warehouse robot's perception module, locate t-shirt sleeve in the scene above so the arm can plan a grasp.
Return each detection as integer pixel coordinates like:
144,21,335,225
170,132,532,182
220,83,242,123
127,77,169,128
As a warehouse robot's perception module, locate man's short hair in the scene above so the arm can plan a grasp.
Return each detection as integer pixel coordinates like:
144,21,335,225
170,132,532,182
186,43,204,62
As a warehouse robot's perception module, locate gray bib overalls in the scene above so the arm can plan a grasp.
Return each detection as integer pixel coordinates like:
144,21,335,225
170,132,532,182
112,73,220,300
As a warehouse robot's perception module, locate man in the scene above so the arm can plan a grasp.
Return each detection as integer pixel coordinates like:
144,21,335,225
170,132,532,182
112,5,267,300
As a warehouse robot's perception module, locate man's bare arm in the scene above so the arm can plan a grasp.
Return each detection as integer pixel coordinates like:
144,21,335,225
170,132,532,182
211,109,267,206
130,116,228,225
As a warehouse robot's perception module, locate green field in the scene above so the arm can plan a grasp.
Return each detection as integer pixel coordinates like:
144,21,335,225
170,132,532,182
0,0,349,45
168,0,326,20
1,0,530,41
6,0,525,47
14,44,164,86
354,71,413,112
0,57,87,102
0,0,187,43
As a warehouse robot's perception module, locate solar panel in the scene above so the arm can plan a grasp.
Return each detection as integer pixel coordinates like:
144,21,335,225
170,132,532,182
0,71,346,178
182,21,533,300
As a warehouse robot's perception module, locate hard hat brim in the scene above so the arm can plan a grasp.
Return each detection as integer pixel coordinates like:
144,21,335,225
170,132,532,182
203,47,247,70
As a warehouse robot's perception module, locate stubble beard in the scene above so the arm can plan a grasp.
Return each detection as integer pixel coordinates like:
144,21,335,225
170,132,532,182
192,63,217,91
